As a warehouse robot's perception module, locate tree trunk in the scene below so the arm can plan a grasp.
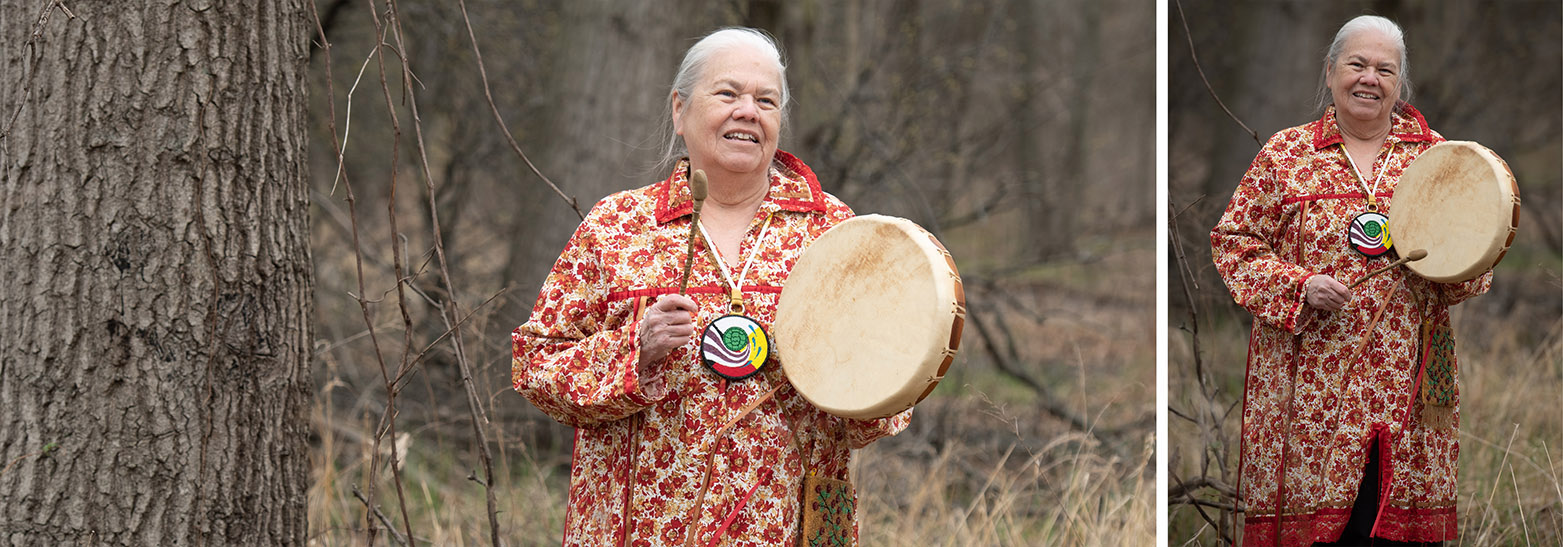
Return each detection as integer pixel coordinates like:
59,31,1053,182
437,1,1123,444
0,1,312,544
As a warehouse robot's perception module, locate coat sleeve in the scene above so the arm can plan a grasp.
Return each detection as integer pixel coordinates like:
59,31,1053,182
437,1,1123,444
1431,270,1492,307
1211,139,1317,334
511,212,665,429
839,409,911,449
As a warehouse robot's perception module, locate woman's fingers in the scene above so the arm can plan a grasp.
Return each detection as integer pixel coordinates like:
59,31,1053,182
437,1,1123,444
652,294,698,321
638,294,701,365
1305,274,1351,311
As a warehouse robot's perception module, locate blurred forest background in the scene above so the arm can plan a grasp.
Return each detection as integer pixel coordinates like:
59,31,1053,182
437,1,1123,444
306,0,1155,544
1168,1,1563,545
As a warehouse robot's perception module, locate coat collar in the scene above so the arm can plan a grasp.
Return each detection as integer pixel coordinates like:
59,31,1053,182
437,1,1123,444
1310,103,1435,150
653,150,829,224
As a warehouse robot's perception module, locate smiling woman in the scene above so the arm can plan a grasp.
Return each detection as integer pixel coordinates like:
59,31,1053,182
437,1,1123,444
511,27,909,547
1210,15,1490,547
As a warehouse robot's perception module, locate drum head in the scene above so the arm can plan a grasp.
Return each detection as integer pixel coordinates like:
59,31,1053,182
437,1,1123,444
776,215,963,419
1389,141,1520,283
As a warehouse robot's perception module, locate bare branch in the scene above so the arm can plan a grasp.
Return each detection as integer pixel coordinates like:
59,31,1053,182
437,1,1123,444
1,0,72,141
1168,476,1238,500
1170,470,1237,545
352,486,408,547
383,1,504,543
1174,0,1261,144
357,0,418,543
457,0,583,220
391,287,508,394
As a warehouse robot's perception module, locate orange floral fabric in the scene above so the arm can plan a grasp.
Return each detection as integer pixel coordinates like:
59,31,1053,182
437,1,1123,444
513,151,910,547
1211,105,1490,546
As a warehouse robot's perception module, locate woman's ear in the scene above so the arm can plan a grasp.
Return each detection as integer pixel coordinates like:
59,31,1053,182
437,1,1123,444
671,91,685,136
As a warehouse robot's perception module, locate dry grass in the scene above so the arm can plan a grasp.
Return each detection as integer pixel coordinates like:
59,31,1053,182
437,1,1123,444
1169,310,1563,546
856,400,1155,545
305,375,1156,546
1453,314,1563,546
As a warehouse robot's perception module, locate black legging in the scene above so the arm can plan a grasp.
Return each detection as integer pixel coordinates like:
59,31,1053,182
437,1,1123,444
1314,441,1441,547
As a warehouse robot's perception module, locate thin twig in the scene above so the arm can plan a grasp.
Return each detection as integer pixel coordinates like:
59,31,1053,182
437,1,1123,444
390,287,508,393
1168,476,1238,500
1169,197,1240,542
456,0,582,220
0,0,70,141
1171,469,1237,545
0,441,58,478
965,299,1090,433
361,0,417,543
1174,0,1260,144
352,486,408,547
328,23,391,198
384,1,503,543
1169,496,1243,513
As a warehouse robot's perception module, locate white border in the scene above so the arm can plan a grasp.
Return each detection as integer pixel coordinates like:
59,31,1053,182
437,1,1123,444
1155,0,1170,545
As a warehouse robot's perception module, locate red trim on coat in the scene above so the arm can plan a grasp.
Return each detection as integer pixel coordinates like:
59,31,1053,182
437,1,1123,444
1375,504,1458,542
1280,191,1394,205
606,285,784,303
1369,424,1396,540
1274,336,1300,547
1310,103,1435,149
562,428,582,547
770,150,829,212
653,150,828,224
619,413,643,547
1236,328,1259,546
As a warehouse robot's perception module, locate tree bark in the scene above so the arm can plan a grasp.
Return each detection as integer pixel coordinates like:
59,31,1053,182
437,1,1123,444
0,1,312,544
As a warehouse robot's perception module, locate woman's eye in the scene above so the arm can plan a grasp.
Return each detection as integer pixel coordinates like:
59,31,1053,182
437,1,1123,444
758,97,777,107
717,90,736,98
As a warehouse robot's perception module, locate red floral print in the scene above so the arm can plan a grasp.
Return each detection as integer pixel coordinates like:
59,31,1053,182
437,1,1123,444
1212,106,1490,546
514,151,910,546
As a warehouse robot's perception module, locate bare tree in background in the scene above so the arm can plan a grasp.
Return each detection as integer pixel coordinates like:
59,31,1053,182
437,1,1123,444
0,1,313,543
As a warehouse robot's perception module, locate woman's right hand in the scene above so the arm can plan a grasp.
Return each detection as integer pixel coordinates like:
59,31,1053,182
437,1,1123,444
1304,274,1351,311
637,294,699,372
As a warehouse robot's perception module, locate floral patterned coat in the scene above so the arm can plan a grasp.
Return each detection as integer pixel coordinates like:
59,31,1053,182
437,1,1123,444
513,151,910,547
1212,105,1490,546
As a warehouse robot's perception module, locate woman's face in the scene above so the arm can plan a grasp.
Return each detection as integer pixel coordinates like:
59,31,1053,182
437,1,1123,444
1328,30,1403,127
672,46,783,180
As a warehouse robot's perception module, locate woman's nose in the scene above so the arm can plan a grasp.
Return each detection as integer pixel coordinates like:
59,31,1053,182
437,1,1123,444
732,96,759,120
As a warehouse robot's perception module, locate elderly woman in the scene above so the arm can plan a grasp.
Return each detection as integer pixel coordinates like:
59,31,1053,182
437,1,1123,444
512,28,908,546
1212,16,1489,547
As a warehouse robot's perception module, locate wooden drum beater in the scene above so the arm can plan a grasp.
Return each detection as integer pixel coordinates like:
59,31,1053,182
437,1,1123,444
1347,249,1427,289
679,169,708,294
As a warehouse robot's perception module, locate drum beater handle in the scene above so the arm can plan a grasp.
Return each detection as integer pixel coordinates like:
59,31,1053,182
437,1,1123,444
1348,248,1427,289
679,170,709,295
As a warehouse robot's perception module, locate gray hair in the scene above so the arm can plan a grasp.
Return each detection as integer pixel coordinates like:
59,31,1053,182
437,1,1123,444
657,27,790,171
1317,15,1412,112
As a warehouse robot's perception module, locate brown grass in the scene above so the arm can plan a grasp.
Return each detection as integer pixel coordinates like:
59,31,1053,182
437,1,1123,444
1169,310,1563,546
856,402,1155,545
305,375,1155,546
